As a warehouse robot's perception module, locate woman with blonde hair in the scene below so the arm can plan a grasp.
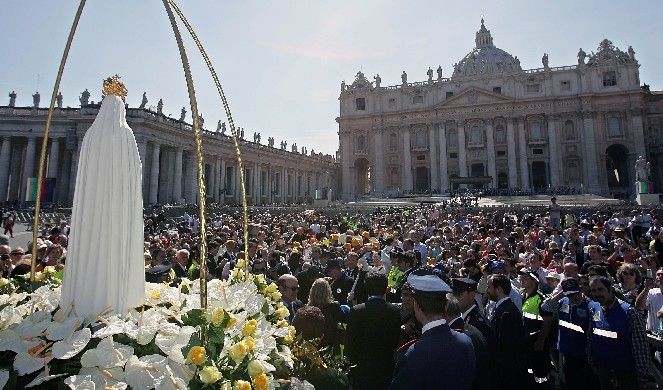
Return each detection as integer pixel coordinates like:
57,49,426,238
307,277,347,349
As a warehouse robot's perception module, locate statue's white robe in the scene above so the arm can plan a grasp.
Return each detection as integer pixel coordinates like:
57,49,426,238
60,95,145,320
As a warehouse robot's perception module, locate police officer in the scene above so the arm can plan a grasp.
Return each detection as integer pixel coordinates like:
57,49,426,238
519,268,553,385
588,276,657,390
541,278,599,389
451,277,495,351
389,268,476,390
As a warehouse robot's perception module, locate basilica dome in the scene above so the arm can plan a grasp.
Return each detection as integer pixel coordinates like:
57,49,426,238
452,19,522,78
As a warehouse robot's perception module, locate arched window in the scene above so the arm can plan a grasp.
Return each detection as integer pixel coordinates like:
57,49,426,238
356,135,366,151
447,129,458,147
389,133,398,151
530,121,544,140
495,124,506,144
415,129,427,148
607,116,622,137
470,125,482,144
564,120,575,140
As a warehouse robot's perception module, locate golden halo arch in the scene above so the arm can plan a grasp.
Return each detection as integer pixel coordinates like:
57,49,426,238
30,0,250,310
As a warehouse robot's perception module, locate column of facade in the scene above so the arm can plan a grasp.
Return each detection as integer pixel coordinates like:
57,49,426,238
8,142,22,202
485,120,496,187
212,156,220,203
428,124,439,191
457,123,468,177
506,118,518,188
47,137,60,178
632,112,646,158
373,130,384,193
517,118,530,188
68,139,83,205
402,129,413,191
253,161,260,204
235,162,242,201
57,150,71,204
547,116,561,187
341,133,352,199
186,151,198,204
136,140,148,201
149,142,160,204
0,137,12,202
173,147,183,203
219,157,226,203
21,136,36,201
438,124,449,191
582,113,601,193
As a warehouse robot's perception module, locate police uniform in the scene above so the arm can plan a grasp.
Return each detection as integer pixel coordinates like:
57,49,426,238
520,270,552,383
452,278,496,351
588,298,640,389
553,278,598,389
389,269,476,390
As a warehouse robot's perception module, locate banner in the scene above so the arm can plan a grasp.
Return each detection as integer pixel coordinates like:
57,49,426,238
25,178,56,202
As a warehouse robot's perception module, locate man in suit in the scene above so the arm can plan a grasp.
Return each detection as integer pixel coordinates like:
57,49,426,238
325,258,354,306
346,272,401,390
486,273,528,390
452,277,495,350
446,293,491,390
389,268,476,390
277,274,304,324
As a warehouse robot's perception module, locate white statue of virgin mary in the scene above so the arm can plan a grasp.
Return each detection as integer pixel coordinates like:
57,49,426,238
60,76,145,320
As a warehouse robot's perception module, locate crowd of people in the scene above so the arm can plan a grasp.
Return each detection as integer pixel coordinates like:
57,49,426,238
2,199,663,389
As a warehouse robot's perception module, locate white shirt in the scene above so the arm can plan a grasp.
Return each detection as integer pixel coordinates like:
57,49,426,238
646,287,663,333
421,318,447,334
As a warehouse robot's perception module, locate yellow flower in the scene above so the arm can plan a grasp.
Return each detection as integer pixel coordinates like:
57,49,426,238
198,365,222,384
34,272,45,282
242,319,258,337
149,289,161,300
252,373,269,390
244,336,256,351
231,268,246,280
187,346,206,366
0,278,10,288
236,259,246,270
247,360,264,377
276,320,288,328
226,314,237,329
233,380,252,390
270,291,282,301
228,341,248,363
264,283,278,294
206,307,226,327
283,326,296,344
43,265,56,275
255,274,266,286
275,304,289,320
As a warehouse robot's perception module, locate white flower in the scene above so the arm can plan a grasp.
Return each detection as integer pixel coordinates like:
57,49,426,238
76,366,125,388
92,315,129,338
154,323,196,364
46,316,83,341
25,371,68,388
0,329,40,354
124,354,169,390
64,374,97,390
14,352,52,376
12,310,52,338
80,336,133,369
157,364,191,390
29,285,61,312
124,308,166,345
52,328,91,359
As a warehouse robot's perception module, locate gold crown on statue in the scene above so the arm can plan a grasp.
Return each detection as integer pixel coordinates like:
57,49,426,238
102,74,128,100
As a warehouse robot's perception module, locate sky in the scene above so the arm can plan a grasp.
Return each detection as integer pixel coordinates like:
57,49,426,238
2,1,662,155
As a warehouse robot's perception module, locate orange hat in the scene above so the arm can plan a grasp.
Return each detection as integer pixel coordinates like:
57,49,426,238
361,231,370,238
343,243,352,250
351,237,361,247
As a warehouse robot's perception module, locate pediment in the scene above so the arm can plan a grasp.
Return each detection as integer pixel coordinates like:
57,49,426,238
436,87,511,108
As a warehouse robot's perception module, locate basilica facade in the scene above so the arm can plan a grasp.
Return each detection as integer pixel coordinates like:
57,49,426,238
0,98,336,206
337,19,649,200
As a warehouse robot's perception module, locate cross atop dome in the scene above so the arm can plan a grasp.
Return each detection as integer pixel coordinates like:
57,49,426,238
475,18,494,48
